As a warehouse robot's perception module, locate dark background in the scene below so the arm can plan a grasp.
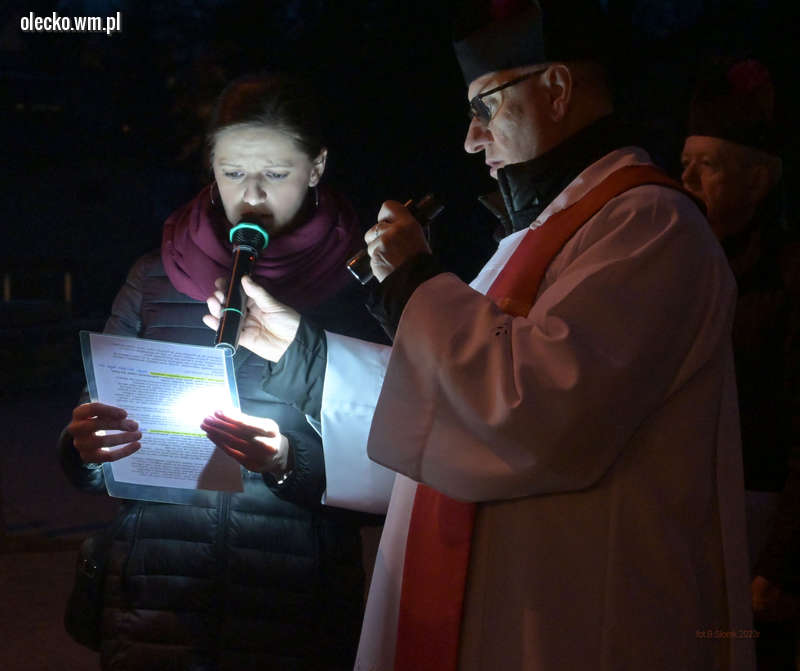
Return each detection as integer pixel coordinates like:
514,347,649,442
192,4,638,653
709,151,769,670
0,0,797,394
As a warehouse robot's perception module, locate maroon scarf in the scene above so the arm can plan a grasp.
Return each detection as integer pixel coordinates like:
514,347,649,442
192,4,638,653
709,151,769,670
162,183,362,310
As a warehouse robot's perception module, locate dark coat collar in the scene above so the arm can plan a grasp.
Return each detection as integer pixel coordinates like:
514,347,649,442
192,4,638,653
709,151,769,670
493,115,641,235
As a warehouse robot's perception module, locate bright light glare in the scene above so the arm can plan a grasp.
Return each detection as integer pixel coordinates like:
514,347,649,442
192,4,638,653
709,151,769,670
169,386,236,429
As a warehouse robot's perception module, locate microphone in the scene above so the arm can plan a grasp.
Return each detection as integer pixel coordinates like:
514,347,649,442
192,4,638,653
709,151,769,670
346,194,444,284
214,220,269,356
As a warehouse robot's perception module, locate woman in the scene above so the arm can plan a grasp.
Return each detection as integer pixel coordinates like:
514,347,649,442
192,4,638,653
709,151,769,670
59,72,387,670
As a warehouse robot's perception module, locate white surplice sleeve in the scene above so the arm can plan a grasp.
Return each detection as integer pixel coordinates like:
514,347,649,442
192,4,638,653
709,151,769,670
319,332,395,513
366,185,736,502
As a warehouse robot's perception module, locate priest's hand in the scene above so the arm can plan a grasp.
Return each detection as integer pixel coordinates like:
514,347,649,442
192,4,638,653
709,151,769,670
68,402,142,463
366,200,431,282
203,275,300,362
201,410,291,477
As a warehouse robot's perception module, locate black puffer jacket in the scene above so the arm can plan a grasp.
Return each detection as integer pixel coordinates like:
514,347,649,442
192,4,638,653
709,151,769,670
60,249,387,670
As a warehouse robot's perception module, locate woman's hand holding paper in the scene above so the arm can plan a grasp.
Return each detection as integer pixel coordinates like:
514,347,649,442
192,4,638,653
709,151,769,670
68,402,142,463
201,410,291,477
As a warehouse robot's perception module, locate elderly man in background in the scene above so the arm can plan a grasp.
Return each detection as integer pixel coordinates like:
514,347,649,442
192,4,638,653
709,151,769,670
682,58,800,670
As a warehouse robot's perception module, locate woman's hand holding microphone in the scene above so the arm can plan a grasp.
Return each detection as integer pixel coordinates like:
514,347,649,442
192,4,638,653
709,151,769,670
203,275,300,362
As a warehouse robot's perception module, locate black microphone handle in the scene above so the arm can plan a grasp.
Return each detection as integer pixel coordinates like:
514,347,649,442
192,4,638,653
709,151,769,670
214,245,259,355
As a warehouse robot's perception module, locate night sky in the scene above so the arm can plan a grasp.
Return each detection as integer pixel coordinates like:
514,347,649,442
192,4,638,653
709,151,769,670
0,0,796,319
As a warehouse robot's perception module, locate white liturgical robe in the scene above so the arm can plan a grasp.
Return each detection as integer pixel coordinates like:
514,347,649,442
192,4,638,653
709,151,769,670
318,148,754,670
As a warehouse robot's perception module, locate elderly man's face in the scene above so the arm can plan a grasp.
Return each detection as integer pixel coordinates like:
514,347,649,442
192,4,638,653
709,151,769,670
464,67,553,179
680,135,759,240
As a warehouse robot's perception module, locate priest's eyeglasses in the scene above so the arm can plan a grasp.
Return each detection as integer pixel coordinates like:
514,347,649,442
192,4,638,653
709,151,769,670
468,67,549,125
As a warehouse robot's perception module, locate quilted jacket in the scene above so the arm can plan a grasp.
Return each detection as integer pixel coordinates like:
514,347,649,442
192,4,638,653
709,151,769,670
60,248,387,670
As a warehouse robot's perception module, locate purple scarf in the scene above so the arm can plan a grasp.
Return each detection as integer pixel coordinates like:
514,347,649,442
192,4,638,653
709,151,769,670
162,183,362,310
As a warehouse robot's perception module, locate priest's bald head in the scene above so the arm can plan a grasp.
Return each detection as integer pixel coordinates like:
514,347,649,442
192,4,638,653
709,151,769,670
455,0,616,178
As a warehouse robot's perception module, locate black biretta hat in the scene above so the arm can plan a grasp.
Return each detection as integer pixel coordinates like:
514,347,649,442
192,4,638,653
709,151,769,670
688,59,779,155
452,0,612,84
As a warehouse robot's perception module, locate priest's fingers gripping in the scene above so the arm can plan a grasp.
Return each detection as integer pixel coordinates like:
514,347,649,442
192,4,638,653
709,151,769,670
201,410,290,476
68,401,142,463
366,200,431,282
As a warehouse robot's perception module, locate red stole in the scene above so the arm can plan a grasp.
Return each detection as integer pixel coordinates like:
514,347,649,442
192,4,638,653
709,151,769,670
393,165,691,670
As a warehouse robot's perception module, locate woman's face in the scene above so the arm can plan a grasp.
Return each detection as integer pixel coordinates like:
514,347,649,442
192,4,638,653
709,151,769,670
212,125,326,236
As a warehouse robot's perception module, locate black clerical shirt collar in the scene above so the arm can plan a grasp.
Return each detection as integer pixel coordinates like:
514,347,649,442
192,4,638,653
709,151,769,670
495,115,639,235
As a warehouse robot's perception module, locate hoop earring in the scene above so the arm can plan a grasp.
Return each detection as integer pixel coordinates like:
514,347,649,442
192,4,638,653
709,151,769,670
313,186,319,209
